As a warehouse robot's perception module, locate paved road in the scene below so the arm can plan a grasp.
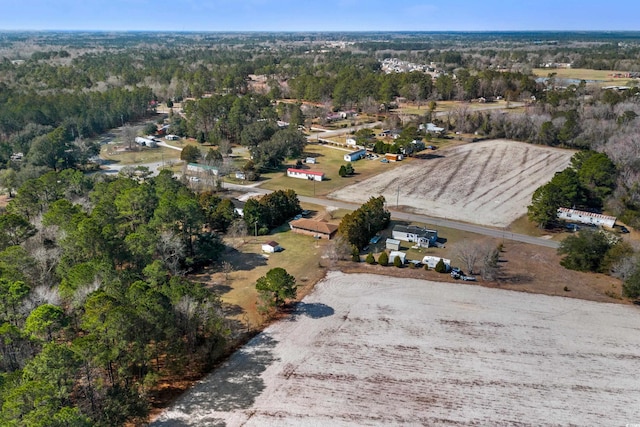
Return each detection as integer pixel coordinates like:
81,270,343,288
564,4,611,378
222,182,559,249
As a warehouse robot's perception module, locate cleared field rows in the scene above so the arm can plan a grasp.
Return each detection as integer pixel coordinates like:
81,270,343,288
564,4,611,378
154,272,640,426
329,139,574,227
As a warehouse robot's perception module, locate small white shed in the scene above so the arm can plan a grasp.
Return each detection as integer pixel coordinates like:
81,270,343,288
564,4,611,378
386,238,401,251
262,241,282,253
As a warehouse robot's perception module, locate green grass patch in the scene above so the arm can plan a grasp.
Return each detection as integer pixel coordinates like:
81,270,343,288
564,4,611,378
258,144,405,197
219,225,330,327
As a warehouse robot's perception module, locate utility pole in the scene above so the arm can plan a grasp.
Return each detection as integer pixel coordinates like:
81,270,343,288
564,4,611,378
396,184,400,208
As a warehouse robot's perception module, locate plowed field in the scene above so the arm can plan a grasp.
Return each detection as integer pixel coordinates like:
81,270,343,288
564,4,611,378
153,272,640,426
329,139,574,227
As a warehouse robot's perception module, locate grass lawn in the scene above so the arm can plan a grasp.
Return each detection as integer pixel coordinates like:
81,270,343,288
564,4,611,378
213,225,333,328
258,143,406,197
395,100,517,116
100,144,182,165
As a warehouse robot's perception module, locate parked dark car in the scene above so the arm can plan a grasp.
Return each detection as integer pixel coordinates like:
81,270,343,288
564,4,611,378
620,226,630,234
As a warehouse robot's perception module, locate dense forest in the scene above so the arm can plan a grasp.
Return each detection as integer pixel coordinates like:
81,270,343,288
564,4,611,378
3,31,640,424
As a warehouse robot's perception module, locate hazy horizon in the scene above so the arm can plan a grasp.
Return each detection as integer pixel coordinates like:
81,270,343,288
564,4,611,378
2,1,639,32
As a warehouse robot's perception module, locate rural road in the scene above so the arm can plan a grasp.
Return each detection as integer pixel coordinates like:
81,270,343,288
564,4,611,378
223,182,560,249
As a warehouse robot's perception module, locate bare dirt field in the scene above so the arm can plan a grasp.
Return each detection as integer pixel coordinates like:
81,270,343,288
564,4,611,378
329,139,574,227
153,271,640,426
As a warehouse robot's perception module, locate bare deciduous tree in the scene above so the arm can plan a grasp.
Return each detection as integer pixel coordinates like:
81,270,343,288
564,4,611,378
220,261,234,281
227,218,248,245
122,124,137,150
157,230,186,276
481,244,500,281
324,235,351,266
454,240,482,275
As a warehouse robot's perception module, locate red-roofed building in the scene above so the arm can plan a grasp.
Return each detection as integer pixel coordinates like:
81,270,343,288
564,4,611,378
286,168,324,182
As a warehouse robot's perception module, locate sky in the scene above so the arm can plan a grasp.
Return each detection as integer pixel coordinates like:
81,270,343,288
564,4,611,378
1,0,639,32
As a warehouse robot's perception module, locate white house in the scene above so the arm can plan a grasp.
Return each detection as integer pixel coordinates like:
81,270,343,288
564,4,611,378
286,168,324,181
344,149,367,162
305,157,317,164
420,123,445,133
135,136,157,147
346,137,357,146
262,241,282,253
422,256,451,269
557,207,616,228
166,134,180,141
392,225,438,247
187,163,219,175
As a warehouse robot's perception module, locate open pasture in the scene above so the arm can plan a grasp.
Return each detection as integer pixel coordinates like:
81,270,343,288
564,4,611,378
153,271,640,426
329,139,574,227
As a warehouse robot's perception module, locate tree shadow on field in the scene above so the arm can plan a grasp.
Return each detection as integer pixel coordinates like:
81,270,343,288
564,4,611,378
209,283,232,295
414,153,445,160
286,302,335,321
222,248,268,271
152,333,279,426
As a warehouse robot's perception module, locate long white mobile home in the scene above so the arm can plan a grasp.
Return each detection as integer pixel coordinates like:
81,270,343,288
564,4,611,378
344,149,367,162
557,208,616,228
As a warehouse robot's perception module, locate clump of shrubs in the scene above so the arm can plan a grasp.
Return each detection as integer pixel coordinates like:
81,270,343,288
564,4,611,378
378,251,389,266
351,246,360,262
434,259,447,273
365,253,375,264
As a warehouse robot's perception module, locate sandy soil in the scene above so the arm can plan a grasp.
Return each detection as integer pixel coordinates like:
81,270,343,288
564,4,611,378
153,271,640,426
329,139,574,227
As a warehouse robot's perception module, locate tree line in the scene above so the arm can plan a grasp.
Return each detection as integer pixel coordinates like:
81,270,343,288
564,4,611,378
0,169,237,425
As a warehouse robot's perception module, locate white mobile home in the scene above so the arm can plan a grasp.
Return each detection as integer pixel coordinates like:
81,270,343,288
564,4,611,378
344,149,367,162
135,136,157,147
286,168,324,182
392,225,438,247
557,207,616,228
187,163,219,175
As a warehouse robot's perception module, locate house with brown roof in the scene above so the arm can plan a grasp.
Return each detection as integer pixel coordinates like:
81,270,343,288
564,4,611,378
289,219,338,240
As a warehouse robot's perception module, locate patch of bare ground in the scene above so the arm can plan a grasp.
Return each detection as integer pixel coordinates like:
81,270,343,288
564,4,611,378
343,240,624,304
329,139,574,228
153,271,640,426
0,194,9,209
